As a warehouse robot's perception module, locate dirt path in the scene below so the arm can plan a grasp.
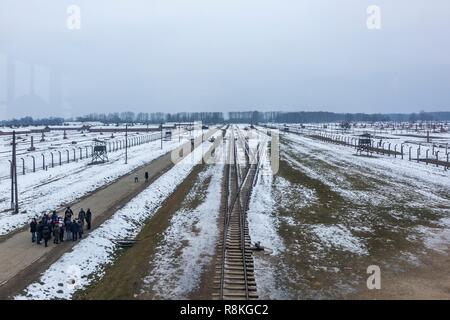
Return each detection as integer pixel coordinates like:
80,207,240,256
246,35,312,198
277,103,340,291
0,131,214,299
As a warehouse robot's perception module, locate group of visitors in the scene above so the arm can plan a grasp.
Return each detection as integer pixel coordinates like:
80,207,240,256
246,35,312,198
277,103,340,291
29,207,93,247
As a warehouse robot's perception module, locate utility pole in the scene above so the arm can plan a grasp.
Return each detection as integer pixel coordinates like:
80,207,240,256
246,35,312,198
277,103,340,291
178,115,181,142
160,123,163,149
125,124,128,164
9,160,13,211
11,131,18,213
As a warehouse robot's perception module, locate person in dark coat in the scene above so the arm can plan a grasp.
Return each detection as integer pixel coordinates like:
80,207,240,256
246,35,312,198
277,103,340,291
42,213,49,225
78,208,86,229
70,220,78,241
59,218,65,243
85,209,92,230
50,210,58,232
53,223,60,244
77,220,84,239
144,171,149,181
30,218,37,243
36,220,44,245
51,211,58,224
65,206,73,219
64,216,71,240
42,223,51,247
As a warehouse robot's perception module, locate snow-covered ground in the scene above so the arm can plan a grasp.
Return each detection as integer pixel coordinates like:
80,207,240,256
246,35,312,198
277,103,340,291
0,129,197,236
16,130,222,300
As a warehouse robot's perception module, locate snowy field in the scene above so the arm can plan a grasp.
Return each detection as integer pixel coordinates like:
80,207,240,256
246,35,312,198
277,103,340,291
0,128,197,236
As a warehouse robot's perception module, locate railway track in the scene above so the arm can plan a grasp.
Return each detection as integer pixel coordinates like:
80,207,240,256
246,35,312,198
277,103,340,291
213,126,260,300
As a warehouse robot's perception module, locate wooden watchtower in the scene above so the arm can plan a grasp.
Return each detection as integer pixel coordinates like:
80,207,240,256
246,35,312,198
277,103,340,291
91,139,108,164
357,133,373,156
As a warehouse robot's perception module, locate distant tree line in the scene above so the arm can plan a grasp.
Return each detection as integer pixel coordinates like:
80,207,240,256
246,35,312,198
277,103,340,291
0,116,64,127
228,111,392,123
228,111,450,123
75,112,224,124
1,111,449,127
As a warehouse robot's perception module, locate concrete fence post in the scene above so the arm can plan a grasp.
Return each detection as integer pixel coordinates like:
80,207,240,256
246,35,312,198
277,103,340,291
436,151,439,167
31,155,35,172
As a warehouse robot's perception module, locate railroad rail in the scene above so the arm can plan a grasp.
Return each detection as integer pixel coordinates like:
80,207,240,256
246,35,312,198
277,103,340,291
213,126,260,300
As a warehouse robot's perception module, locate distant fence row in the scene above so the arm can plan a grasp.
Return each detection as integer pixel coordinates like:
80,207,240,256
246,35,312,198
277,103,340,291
264,125,450,171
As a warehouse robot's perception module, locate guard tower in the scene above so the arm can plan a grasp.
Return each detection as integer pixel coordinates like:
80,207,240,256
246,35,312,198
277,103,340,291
91,139,108,164
163,130,172,141
357,133,373,156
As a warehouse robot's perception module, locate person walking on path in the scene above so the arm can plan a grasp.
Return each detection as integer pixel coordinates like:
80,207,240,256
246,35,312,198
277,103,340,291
144,171,149,181
36,220,44,245
134,173,139,183
30,218,37,243
64,215,71,240
65,206,73,219
85,209,92,230
42,223,51,247
53,223,60,244
78,208,86,229
50,210,58,232
51,210,58,224
70,220,78,241
77,220,84,239
42,213,50,226
59,218,65,243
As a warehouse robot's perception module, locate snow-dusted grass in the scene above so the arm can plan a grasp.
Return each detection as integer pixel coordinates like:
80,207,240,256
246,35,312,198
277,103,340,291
141,164,223,299
310,224,367,255
284,133,450,210
247,130,287,299
15,131,221,300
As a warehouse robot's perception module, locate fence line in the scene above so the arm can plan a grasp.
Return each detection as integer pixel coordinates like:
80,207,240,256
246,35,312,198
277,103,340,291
1,132,163,179
265,124,450,171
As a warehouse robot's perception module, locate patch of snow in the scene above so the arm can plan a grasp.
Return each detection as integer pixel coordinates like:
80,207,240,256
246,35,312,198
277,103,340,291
416,217,450,254
311,224,368,255
247,131,286,299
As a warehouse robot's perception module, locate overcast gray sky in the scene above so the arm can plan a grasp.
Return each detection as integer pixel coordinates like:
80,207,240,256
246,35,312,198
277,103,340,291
1,0,449,119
